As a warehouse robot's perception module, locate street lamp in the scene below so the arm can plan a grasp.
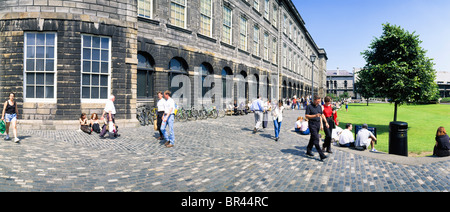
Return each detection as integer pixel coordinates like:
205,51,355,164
310,54,316,97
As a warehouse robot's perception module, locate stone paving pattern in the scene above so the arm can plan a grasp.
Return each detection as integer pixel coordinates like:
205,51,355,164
0,109,448,192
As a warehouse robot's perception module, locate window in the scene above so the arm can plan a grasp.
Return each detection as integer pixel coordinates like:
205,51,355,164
200,0,212,37
81,35,110,100
272,5,277,27
169,57,188,94
264,0,269,20
170,0,186,28
138,0,153,18
253,0,259,12
283,14,287,34
282,43,286,67
272,38,277,64
24,32,57,101
222,6,232,45
137,53,154,99
263,32,269,60
253,25,259,56
239,16,248,51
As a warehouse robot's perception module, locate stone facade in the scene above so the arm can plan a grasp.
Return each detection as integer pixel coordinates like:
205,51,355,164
0,0,326,129
326,69,355,98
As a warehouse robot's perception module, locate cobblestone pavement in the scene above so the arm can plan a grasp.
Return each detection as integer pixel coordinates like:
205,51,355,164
0,109,448,192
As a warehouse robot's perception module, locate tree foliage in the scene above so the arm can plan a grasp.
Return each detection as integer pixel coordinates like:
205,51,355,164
360,23,439,120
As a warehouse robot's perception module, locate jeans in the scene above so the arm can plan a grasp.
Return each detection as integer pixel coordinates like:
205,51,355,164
161,114,175,145
273,120,282,138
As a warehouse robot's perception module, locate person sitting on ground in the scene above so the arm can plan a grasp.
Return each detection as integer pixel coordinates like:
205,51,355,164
299,117,310,135
79,113,91,134
339,123,355,147
294,117,302,133
90,113,101,134
433,126,450,157
355,124,377,152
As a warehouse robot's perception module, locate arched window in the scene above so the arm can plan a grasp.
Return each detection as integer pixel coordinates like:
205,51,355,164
137,52,155,99
222,67,232,100
200,62,214,98
169,57,189,94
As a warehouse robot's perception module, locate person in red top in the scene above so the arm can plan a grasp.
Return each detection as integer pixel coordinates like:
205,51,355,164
321,96,338,153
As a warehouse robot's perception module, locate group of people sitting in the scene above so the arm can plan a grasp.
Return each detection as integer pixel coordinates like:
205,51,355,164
337,123,378,152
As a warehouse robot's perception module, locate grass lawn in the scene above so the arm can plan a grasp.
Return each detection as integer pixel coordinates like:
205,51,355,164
334,103,450,156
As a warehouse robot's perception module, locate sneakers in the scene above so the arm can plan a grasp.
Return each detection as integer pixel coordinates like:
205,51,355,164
14,137,20,143
370,148,378,152
5,135,10,140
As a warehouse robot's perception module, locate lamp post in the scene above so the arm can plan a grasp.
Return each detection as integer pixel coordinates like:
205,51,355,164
310,54,316,97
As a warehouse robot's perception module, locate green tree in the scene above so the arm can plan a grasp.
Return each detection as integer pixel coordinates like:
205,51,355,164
360,23,439,121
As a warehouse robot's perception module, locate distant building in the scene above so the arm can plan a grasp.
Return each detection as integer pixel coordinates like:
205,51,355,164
436,71,450,98
326,68,354,98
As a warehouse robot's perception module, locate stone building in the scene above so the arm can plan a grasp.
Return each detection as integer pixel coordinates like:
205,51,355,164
326,68,354,98
0,0,327,129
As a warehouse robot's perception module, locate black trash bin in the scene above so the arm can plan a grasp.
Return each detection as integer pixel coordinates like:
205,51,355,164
389,121,408,157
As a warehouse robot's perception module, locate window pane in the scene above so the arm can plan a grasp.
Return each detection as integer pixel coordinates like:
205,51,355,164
91,87,99,99
45,86,54,98
36,59,44,71
100,87,108,99
26,73,35,85
26,59,34,71
92,74,99,86
36,73,44,85
101,37,109,49
46,73,54,85
83,35,91,47
36,46,45,58
26,33,35,45
36,34,45,45
100,75,108,86
82,87,90,98
27,46,35,58
26,86,35,98
46,33,55,46
36,86,44,98
92,61,99,73
82,74,90,86
101,50,108,61
83,61,91,73
101,62,108,73
46,47,54,58
83,48,91,60
92,37,100,48
46,59,54,71
92,49,100,60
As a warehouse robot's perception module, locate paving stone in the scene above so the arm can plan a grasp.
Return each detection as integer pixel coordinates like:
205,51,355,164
0,109,448,192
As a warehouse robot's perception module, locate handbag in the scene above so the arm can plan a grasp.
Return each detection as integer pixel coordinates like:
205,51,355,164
153,119,158,131
0,120,5,134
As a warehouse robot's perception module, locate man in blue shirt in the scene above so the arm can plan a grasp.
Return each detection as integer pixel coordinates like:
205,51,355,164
251,96,265,133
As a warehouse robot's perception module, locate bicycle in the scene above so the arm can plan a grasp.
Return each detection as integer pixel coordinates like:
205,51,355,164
136,106,149,126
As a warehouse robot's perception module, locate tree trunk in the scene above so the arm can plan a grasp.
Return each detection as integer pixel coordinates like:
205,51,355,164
393,101,398,122
366,99,369,106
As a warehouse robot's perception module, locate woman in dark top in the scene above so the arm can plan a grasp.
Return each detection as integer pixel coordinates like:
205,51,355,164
434,127,450,157
1,93,20,143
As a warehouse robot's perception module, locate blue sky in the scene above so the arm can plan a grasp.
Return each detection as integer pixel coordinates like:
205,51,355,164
292,0,450,72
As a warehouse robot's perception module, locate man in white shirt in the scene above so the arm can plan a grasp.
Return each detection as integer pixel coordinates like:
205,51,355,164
251,96,265,133
100,95,117,138
156,91,166,140
339,123,355,147
355,124,377,152
161,90,176,148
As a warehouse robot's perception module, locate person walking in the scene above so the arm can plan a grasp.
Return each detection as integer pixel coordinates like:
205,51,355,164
161,90,175,148
251,96,265,133
100,94,117,138
272,101,284,141
156,91,166,140
1,93,20,143
305,95,327,161
322,96,336,153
